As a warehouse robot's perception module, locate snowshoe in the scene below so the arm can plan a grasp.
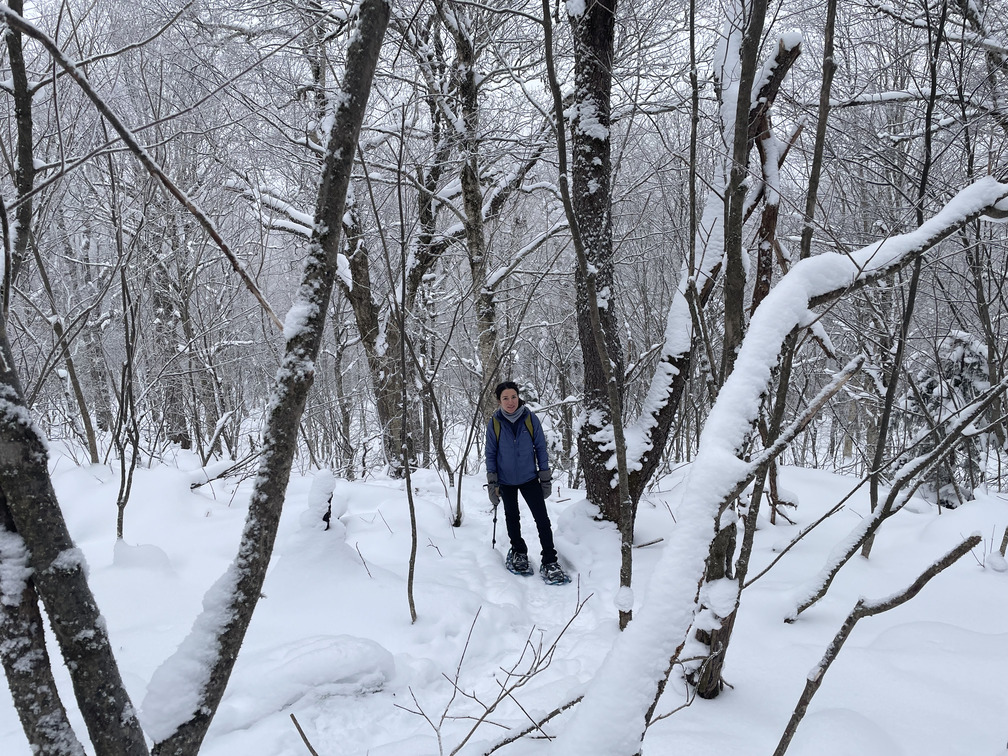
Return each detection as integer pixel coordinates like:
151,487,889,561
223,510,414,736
540,561,570,585
506,548,534,576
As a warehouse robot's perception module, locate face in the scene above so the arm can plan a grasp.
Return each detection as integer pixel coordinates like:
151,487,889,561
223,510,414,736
498,388,520,414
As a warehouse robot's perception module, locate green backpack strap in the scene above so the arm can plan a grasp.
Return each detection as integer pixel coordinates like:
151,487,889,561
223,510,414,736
492,414,535,441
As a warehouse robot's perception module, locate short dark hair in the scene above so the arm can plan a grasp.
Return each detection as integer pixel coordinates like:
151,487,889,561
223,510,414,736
494,380,519,400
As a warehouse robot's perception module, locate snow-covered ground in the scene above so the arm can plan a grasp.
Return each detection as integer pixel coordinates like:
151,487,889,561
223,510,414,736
2,449,1006,755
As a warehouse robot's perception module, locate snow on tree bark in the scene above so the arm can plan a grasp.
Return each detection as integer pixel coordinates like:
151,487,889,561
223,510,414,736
0,333,148,755
568,0,626,524
146,4,390,752
0,501,86,756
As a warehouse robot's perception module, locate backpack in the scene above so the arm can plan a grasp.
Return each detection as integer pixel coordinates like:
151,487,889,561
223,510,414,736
492,413,535,443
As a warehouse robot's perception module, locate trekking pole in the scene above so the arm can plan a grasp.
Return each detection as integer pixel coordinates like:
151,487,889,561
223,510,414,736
491,497,499,549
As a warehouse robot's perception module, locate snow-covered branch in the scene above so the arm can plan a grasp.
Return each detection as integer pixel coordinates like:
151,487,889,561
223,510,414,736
143,3,391,752
773,533,981,756
547,176,1008,756
788,370,1008,619
624,32,803,495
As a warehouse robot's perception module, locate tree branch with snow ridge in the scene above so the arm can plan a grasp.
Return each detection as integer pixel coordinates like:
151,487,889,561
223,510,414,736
773,533,982,756
545,176,1008,756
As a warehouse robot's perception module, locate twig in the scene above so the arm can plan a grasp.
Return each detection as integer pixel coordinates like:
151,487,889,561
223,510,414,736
635,538,665,548
449,594,593,755
355,543,372,578
405,686,443,754
645,655,709,725
742,491,853,589
481,696,583,755
289,713,320,756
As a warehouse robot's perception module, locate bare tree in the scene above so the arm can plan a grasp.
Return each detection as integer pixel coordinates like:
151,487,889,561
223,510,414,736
0,2,389,753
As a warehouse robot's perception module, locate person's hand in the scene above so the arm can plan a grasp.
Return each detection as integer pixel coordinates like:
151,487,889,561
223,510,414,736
487,472,500,507
539,469,552,499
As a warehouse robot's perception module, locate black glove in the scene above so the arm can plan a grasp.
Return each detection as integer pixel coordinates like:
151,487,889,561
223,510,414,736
487,472,500,507
539,469,552,499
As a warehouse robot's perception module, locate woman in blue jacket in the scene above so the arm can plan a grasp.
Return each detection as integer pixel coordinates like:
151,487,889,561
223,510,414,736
485,381,568,584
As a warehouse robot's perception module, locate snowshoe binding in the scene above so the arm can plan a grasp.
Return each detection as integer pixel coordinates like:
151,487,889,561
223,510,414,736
540,561,570,585
506,548,534,576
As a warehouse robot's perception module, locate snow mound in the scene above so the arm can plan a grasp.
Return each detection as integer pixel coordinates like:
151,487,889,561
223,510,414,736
112,539,173,573
301,468,341,532
212,635,395,734
988,553,1007,572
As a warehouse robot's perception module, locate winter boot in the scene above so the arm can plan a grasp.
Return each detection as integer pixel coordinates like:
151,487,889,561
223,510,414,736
506,548,533,576
540,561,570,585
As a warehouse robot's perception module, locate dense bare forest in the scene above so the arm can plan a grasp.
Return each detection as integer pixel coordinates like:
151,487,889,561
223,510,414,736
2,0,1007,752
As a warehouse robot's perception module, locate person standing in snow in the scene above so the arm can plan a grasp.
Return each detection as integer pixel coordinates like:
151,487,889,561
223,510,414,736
485,381,568,584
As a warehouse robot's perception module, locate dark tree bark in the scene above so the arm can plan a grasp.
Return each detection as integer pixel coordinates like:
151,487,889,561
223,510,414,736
568,0,625,524
693,31,803,700
545,0,636,627
0,328,148,756
0,497,86,756
4,0,34,287
720,0,769,383
150,3,389,751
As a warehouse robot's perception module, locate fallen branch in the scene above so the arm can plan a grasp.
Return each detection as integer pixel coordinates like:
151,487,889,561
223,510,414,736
773,533,981,756
190,450,260,490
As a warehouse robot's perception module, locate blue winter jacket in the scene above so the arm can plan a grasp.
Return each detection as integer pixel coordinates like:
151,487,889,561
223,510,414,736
486,405,549,486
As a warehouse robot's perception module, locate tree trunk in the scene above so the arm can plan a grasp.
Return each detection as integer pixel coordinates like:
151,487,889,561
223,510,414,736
691,0,773,698
436,1,504,421
0,498,87,756
964,235,1006,449
5,0,34,287
569,0,624,523
0,327,149,755
149,8,389,750
338,201,411,475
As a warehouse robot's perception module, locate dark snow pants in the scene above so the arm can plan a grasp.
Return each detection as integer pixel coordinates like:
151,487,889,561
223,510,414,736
500,478,557,565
